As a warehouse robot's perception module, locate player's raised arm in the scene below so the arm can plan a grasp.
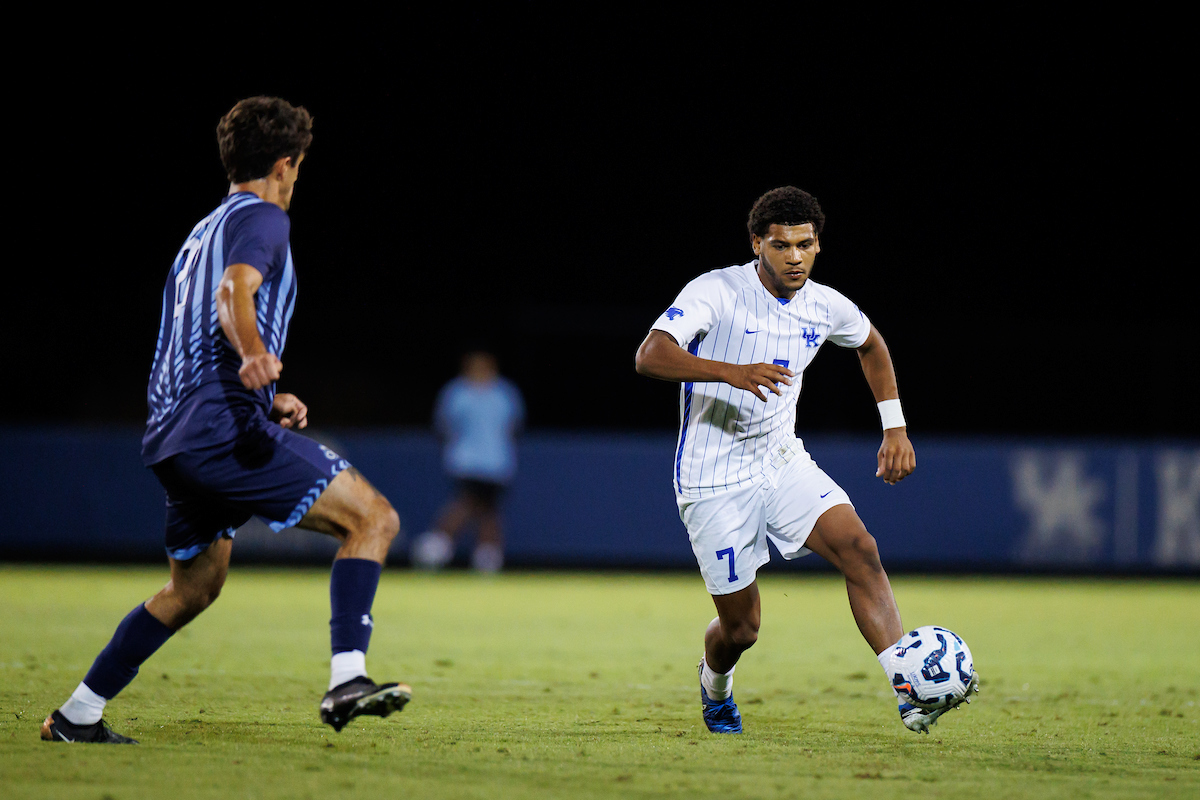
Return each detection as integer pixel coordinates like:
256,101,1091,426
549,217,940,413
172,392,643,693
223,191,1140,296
855,325,916,484
215,263,281,390
635,330,794,402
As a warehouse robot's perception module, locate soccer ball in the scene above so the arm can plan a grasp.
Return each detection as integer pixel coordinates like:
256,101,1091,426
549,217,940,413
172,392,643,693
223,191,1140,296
886,626,976,710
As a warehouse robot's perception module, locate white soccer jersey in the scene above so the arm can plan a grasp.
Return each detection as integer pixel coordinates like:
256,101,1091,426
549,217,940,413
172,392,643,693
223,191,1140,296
651,260,872,499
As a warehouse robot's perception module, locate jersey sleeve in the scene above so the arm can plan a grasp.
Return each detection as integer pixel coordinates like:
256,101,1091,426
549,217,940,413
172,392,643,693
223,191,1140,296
649,271,730,348
825,288,873,348
224,203,291,282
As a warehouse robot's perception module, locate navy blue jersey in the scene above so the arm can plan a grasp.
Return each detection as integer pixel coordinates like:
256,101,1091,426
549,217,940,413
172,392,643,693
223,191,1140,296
142,193,297,465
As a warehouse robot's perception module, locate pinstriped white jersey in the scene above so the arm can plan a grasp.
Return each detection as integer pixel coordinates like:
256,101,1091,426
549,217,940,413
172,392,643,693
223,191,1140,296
651,261,871,499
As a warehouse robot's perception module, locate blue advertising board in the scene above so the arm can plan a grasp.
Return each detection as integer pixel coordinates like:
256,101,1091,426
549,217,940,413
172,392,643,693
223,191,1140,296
2,426,1197,572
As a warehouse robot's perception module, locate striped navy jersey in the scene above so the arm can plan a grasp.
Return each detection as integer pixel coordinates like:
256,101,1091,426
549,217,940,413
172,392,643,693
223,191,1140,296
651,261,871,499
141,192,297,465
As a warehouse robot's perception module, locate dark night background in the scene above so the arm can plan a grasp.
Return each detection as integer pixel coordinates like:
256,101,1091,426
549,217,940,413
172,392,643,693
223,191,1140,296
5,14,1192,440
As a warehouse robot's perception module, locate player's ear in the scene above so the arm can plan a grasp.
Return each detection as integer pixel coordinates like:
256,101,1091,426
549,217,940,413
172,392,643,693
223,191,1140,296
272,155,293,179
751,235,762,256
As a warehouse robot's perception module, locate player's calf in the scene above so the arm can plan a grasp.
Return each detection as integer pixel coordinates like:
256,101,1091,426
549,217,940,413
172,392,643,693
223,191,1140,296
706,614,758,659
151,574,227,629
807,507,903,654
146,537,233,630
706,583,761,672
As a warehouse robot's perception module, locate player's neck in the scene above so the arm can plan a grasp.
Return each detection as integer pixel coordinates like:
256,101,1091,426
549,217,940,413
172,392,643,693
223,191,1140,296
228,180,287,210
755,264,798,301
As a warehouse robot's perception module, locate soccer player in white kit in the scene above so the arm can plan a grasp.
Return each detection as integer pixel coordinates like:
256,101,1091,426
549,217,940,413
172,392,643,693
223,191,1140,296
636,186,968,734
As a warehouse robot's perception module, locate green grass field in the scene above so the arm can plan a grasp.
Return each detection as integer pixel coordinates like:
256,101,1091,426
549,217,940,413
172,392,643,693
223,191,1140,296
1,565,1197,799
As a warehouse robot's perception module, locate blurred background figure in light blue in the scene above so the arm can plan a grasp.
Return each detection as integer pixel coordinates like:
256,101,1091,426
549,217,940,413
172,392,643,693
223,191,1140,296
412,350,525,572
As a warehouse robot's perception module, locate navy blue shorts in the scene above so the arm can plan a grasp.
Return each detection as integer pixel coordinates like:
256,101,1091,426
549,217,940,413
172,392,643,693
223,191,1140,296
455,478,506,511
150,421,350,561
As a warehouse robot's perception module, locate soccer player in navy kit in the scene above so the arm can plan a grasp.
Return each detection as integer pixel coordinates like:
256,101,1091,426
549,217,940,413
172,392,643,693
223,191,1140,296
41,97,410,744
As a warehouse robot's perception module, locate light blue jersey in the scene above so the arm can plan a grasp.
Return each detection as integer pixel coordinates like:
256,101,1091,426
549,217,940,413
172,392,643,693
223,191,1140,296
435,377,525,483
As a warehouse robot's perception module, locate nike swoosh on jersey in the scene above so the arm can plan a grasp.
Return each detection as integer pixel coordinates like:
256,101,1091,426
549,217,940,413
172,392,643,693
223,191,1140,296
745,329,760,334
820,491,832,498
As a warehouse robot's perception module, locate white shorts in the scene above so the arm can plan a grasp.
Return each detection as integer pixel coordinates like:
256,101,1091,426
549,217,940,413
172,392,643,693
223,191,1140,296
678,444,852,595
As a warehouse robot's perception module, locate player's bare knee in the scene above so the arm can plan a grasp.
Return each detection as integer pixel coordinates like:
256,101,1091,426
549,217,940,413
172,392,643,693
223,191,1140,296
381,503,401,541
349,497,399,547
205,575,227,605
188,578,225,614
845,530,884,577
369,499,400,544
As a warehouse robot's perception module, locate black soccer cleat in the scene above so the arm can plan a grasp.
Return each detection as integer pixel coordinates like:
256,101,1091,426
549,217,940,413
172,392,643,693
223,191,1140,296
40,710,138,744
320,676,412,732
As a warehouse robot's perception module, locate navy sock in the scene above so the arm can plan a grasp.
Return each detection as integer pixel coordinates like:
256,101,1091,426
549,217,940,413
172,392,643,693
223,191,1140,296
330,558,383,655
82,604,175,699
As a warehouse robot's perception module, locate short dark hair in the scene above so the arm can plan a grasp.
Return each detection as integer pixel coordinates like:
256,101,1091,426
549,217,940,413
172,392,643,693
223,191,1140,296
747,186,825,240
217,96,313,183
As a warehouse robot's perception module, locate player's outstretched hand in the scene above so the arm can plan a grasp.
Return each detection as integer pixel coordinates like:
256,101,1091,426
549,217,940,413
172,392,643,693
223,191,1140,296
239,353,282,390
270,393,308,430
724,363,794,402
876,428,916,484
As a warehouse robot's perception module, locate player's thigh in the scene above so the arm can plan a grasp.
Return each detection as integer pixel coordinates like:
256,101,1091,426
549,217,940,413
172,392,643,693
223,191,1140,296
458,478,503,514
297,466,396,539
764,460,853,560
680,483,770,596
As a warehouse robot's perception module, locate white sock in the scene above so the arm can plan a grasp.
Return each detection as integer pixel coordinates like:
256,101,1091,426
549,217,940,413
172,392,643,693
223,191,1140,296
59,682,107,726
700,657,735,700
471,542,503,573
412,530,454,569
878,645,899,697
330,650,367,691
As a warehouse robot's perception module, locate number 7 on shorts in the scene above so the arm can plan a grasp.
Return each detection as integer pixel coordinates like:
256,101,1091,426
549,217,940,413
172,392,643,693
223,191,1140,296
716,547,738,583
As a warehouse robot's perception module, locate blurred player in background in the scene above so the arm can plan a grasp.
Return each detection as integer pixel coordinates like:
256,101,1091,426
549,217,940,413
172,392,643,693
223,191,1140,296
41,97,410,744
412,350,525,572
635,186,977,735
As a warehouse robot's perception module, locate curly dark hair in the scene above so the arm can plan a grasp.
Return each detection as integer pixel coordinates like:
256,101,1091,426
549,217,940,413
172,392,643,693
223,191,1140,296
217,96,313,183
747,186,825,240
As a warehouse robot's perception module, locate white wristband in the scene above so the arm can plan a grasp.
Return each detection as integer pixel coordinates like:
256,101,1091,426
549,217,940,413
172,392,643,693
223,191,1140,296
878,399,906,430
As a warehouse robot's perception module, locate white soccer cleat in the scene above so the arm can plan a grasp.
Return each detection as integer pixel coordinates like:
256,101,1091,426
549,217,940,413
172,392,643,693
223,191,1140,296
899,701,947,733
898,673,979,733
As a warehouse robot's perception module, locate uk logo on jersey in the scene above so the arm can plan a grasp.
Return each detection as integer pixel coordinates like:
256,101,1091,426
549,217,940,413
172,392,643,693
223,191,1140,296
802,328,821,347
666,307,685,320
